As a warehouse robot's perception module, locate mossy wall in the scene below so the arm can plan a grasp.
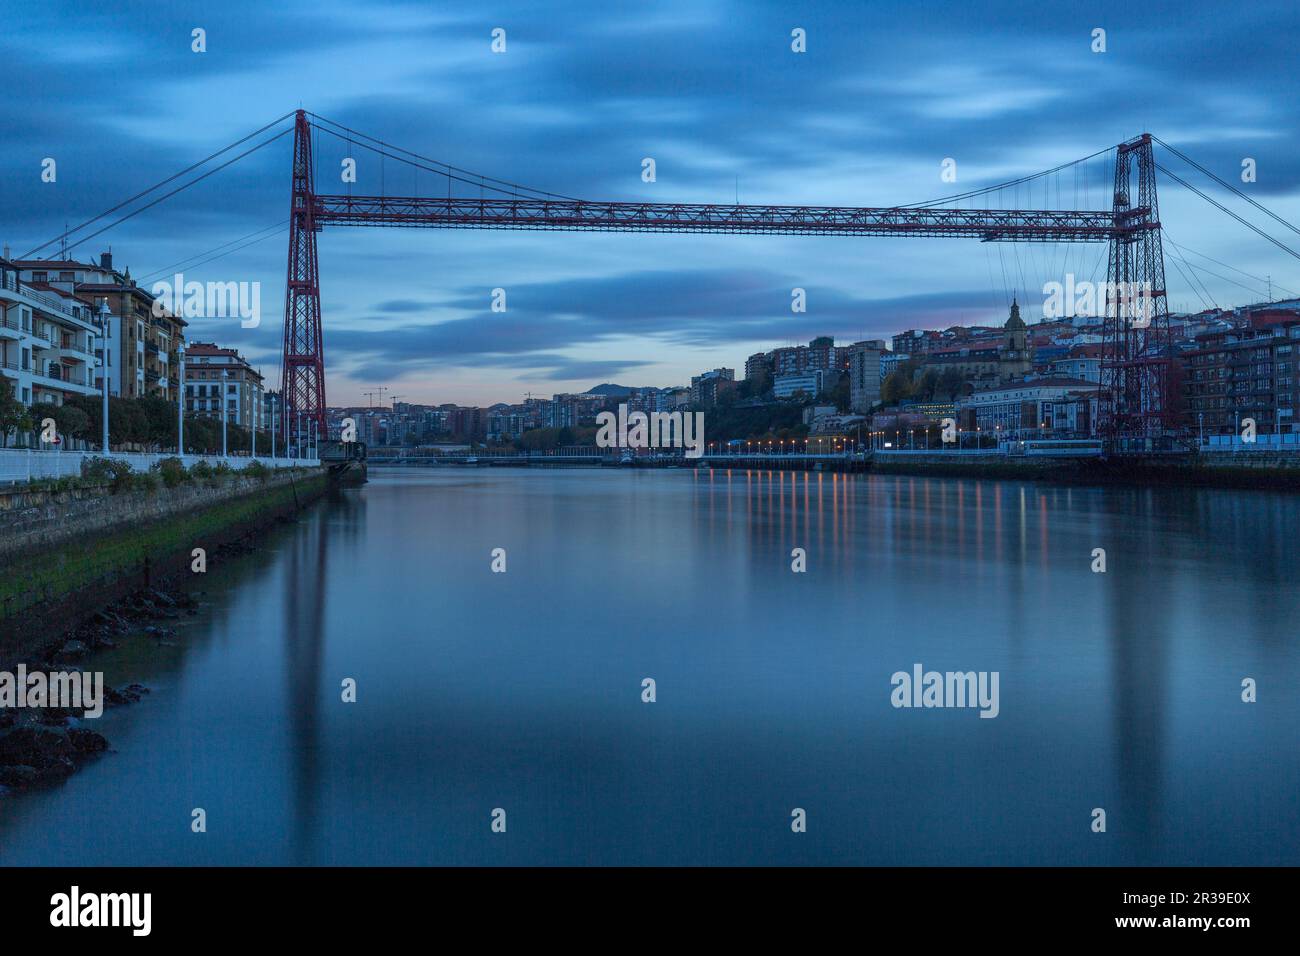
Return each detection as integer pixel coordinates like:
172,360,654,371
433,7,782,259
0,471,327,664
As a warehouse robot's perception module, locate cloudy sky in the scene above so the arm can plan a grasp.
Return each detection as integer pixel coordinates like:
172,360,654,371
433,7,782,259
4,0,1299,405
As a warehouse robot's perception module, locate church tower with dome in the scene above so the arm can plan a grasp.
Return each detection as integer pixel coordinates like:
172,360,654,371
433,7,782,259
998,299,1033,381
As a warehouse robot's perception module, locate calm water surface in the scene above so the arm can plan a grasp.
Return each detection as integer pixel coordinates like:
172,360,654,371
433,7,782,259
1,467,1296,865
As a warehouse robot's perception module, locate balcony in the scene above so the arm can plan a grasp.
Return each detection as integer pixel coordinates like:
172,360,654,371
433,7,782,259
53,340,94,363
32,363,98,395
0,272,94,327
0,312,23,338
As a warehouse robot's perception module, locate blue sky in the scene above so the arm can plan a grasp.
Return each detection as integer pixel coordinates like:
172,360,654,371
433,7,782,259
3,0,1299,405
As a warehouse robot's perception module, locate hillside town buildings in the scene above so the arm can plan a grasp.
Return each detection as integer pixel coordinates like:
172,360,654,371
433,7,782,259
9,241,1300,451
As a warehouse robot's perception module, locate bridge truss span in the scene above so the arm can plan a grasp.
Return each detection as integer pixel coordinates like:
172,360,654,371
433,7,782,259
278,113,1176,447
310,194,1127,242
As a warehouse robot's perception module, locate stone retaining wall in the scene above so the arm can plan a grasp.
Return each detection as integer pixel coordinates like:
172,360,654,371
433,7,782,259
0,470,320,565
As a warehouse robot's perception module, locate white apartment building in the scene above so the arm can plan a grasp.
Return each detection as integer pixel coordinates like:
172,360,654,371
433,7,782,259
12,251,185,401
960,377,1097,437
774,369,832,399
1,257,103,411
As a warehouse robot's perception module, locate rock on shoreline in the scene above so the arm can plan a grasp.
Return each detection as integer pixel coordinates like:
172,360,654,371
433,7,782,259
0,583,196,795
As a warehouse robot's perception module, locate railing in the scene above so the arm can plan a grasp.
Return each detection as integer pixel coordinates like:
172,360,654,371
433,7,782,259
30,365,97,389
1200,433,1300,451
0,448,321,484
0,272,92,324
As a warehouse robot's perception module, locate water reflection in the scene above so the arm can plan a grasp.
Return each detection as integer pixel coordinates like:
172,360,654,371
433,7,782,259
0,469,1295,865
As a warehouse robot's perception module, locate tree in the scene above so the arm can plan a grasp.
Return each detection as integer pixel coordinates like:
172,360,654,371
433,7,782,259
65,395,102,443
938,367,966,401
917,367,941,402
0,381,31,447
881,370,915,405
140,396,177,450
184,414,220,454
822,374,851,412
52,403,90,446
108,397,148,447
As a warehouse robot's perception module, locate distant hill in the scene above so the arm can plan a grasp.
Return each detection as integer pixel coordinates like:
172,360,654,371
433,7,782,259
584,383,636,397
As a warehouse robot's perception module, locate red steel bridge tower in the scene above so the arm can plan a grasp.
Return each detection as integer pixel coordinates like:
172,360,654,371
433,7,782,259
280,110,1177,446
1100,134,1176,445
280,110,326,443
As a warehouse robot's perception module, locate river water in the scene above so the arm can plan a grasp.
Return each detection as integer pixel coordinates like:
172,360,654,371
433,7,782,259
1,467,1296,865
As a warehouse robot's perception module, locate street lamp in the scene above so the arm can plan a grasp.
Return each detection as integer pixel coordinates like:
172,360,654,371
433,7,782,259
221,369,229,457
177,344,185,457
98,302,110,454
270,394,277,461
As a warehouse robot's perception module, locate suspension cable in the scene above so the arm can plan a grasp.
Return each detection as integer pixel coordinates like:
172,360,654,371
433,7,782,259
21,112,296,259
307,111,580,201
1155,163,1300,263
1153,135,1300,239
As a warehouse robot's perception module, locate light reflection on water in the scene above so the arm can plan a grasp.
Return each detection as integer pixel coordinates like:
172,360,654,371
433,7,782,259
0,467,1295,865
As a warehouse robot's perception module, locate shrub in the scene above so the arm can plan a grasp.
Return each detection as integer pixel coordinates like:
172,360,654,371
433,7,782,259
153,456,190,488
243,461,270,481
131,471,160,493
81,456,134,493
188,460,213,480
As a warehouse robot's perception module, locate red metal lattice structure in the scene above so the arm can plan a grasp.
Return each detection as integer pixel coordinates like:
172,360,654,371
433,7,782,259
281,111,1172,446
1099,134,1177,446
281,110,326,445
